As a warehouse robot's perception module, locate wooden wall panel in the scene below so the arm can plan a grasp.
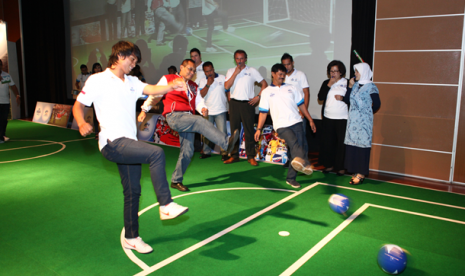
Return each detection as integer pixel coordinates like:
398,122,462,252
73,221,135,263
377,0,465,18
375,16,463,50
373,114,455,152
375,84,457,119
370,145,451,181
374,52,461,84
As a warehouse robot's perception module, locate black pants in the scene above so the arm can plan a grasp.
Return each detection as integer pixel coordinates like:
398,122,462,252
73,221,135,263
134,0,146,36
319,117,347,171
0,104,10,141
205,9,228,47
229,99,256,159
105,3,117,40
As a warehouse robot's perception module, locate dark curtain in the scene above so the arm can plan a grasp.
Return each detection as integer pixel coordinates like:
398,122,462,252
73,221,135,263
21,0,70,117
350,0,377,77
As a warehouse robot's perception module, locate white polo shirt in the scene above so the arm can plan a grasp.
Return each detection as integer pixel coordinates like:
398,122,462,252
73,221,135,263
76,73,90,90
285,68,309,96
258,83,304,131
0,71,15,104
198,74,227,116
193,62,205,86
225,66,263,101
77,68,148,151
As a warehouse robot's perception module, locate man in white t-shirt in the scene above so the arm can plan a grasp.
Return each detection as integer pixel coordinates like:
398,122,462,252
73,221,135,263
72,41,188,254
190,48,205,85
224,49,268,166
255,63,316,188
281,53,310,135
197,61,229,160
75,64,90,90
0,59,20,143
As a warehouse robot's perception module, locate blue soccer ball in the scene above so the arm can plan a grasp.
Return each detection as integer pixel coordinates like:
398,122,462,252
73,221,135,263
328,194,350,214
377,244,407,274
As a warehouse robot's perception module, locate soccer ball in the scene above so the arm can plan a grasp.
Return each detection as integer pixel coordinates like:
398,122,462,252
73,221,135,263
377,244,407,274
328,193,350,214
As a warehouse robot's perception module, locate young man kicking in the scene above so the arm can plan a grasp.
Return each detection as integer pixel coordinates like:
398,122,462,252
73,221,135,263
139,59,240,192
254,64,316,188
73,41,188,254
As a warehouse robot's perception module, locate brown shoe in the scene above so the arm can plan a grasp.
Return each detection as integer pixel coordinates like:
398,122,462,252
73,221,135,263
223,157,240,164
248,158,258,166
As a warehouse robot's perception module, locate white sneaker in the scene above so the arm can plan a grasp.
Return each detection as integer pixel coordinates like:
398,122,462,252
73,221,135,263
159,202,189,220
291,157,313,175
206,47,217,53
3,136,9,142
123,237,153,254
214,25,222,31
226,26,235,33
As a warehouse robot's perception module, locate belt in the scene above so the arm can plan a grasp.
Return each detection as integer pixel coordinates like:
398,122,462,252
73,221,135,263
231,99,249,102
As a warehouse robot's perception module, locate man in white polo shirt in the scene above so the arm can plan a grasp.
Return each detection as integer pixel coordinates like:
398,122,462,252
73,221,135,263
224,49,268,166
190,48,205,85
197,61,229,161
72,41,188,254
0,59,20,143
255,63,316,188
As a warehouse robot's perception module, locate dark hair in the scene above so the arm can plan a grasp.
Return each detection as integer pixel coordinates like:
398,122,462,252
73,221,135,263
107,41,141,68
326,60,346,77
271,63,287,73
92,63,102,73
234,49,247,59
181,59,195,67
281,53,293,62
190,48,201,56
202,61,213,70
167,65,177,72
80,64,87,69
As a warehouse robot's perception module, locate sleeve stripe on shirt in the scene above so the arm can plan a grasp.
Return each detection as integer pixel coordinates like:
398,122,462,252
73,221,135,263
259,107,269,113
297,99,304,106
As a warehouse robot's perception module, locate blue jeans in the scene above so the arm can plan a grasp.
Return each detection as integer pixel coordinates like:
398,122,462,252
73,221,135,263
277,122,308,181
203,112,227,155
166,112,230,183
101,137,173,239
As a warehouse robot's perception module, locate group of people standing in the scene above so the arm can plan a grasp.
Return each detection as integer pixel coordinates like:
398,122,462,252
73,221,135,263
318,61,380,185
72,40,380,254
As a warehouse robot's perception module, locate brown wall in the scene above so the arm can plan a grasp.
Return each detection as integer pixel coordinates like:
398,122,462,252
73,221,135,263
373,0,464,182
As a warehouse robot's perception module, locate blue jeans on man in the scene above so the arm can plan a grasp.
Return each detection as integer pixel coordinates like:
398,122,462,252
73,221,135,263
101,137,173,239
202,112,227,155
166,112,231,183
277,122,308,181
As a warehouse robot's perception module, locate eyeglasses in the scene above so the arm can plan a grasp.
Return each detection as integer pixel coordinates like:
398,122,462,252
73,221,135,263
330,70,340,73
186,67,196,73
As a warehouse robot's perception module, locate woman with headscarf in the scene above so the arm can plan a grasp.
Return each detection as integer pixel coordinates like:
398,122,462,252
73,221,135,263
335,63,380,185
318,60,349,176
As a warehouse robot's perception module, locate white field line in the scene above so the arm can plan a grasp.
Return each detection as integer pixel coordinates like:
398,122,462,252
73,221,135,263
281,202,465,275
122,187,297,269
219,29,308,49
369,204,465,224
280,203,371,276
0,138,93,152
242,19,309,37
316,182,465,210
190,32,233,55
132,184,318,275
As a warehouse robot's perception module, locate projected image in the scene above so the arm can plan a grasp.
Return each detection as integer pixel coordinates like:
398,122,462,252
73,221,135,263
70,0,339,118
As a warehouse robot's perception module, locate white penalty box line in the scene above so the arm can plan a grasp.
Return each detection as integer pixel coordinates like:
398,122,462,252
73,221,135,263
280,182,465,275
133,183,319,276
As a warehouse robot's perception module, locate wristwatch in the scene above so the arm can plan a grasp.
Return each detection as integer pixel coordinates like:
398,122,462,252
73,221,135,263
205,84,210,88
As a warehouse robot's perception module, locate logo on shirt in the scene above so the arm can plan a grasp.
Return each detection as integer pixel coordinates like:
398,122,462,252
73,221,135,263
130,87,135,92
219,82,223,85
270,93,275,97
288,89,293,93
291,78,297,82
243,73,250,76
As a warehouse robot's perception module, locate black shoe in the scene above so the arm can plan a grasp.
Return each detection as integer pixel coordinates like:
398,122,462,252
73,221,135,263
221,154,228,161
226,129,240,154
171,182,190,192
199,153,211,159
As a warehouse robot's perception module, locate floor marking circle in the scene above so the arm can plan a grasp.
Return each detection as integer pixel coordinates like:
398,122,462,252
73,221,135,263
0,139,66,163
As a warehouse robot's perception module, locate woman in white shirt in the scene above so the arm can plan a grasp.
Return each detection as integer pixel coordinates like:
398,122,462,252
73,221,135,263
317,60,349,176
